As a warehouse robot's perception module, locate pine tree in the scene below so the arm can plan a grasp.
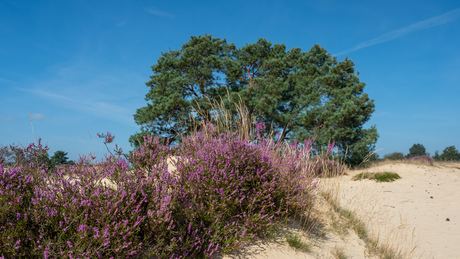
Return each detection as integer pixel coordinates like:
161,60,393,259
406,143,427,158
439,146,460,161
50,150,70,165
131,35,378,166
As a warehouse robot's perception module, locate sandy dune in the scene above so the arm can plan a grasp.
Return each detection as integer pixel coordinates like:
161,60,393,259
220,161,460,258
337,162,460,258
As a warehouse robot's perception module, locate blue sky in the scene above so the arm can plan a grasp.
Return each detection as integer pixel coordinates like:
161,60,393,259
1,0,459,161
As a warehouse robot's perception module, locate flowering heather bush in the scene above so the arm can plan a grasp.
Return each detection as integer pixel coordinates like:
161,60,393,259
129,133,172,172
0,138,52,171
0,121,330,258
0,158,151,258
140,121,324,258
97,132,128,161
407,155,434,166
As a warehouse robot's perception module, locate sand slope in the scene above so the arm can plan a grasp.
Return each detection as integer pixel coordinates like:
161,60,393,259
220,161,460,258
338,162,460,258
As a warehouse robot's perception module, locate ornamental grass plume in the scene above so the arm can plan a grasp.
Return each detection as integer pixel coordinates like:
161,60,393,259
314,160,347,177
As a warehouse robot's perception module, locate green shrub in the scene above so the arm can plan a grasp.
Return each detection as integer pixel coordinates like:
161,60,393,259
352,172,374,181
383,152,404,160
374,172,401,182
406,144,427,158
439,146,460,161
353,172,401,182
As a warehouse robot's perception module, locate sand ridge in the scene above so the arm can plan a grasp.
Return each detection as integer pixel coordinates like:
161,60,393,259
220,161,460,258
339,162,460,258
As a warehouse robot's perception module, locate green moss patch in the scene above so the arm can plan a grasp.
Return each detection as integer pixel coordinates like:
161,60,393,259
352,172,401,182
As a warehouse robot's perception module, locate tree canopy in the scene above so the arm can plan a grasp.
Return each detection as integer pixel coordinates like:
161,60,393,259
50,150,74,165
434,146,460,161
131,34,378,166
384,152,405,160
406,143,427,158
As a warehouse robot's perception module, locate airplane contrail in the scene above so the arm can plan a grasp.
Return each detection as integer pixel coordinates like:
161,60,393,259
335,7,460,56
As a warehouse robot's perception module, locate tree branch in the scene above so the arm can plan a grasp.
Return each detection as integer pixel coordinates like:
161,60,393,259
276,121,291,145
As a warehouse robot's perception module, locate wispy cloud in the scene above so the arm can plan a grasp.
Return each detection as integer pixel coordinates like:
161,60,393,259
23,88,134,125
144,7,174,18
335,7,460,56
16,59,145,127
0,77,15,84
0,112,43,121
0,115,14,121
30,113,46,120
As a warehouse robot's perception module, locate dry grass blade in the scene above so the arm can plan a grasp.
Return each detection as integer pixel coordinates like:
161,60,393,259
187,87,279,144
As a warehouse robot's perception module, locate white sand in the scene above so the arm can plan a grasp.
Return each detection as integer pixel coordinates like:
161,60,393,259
336,162,460,258
220,161,460,258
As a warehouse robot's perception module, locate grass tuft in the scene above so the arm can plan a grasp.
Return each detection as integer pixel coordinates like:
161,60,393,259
285,234,311,252
353,172,401,182
331,246,348,259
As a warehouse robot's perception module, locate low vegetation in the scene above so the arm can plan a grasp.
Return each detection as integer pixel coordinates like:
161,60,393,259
406,155,434,166
1,121,332,258
353,172,401,182
0,89,341,258
382,143,460,163
285,234,311,252
331,246,348,259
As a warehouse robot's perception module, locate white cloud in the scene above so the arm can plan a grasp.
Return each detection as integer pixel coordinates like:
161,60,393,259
335,7,460,56
144,7,174,18
23,88,133,125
